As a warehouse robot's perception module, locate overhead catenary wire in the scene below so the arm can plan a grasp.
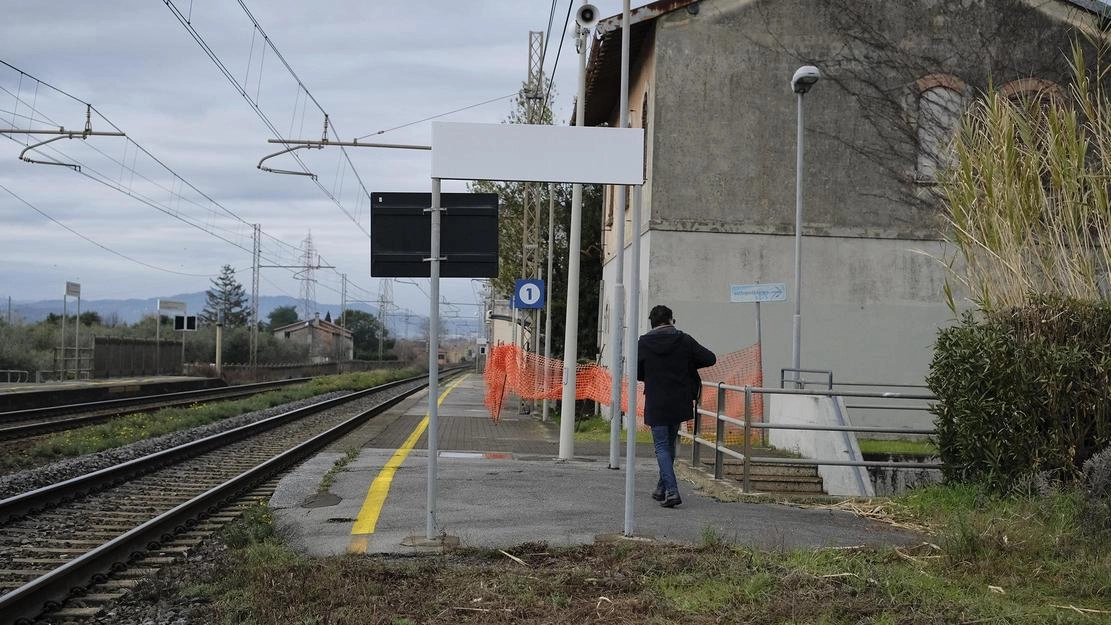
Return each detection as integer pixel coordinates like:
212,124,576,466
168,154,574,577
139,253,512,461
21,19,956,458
163,0,373,239
0,61,380,302
0,181,214,278
541,1,576,117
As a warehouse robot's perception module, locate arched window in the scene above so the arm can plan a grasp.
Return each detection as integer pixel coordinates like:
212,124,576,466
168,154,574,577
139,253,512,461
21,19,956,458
915,74,967,182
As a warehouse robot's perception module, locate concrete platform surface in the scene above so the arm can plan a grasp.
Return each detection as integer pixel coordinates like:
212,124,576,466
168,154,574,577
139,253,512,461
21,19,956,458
271,373,920,555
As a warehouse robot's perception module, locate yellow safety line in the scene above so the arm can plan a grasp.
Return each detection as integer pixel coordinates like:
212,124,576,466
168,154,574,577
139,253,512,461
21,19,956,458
347,373,469,552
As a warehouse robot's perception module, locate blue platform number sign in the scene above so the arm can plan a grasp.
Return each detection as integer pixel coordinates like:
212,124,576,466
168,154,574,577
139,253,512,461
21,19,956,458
513,279,545,309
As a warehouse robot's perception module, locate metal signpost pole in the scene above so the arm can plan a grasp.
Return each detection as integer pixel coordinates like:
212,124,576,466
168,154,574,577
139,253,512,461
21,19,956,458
61,292,66,379
559,21,589,460
75,290,80,379
426,177,442,541
623,184,643,536
155,300,161,376
608,0,631,470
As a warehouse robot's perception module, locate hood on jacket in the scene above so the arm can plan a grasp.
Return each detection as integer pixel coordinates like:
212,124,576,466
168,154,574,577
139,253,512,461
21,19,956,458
640,325,684,355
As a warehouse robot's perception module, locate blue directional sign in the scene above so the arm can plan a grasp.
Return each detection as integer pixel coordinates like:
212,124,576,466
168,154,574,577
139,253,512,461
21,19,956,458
513,279,545,309
730,282,787,303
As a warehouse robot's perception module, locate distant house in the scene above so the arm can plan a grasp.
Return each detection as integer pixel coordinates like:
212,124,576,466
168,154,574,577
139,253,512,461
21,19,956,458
272,314,353,363
584,0,1103,413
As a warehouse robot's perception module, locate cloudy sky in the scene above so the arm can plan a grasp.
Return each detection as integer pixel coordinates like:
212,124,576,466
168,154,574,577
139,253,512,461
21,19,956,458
0,1,628,320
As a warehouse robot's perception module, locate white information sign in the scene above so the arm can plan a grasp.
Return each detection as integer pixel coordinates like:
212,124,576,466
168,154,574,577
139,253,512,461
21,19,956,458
730,283,787,303
431,122,644,184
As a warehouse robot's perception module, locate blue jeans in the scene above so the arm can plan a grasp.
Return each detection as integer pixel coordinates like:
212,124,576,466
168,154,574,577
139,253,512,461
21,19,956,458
651,424,680,494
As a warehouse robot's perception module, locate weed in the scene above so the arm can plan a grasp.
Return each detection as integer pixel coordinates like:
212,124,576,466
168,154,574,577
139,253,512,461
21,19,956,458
11,369,419,468
856,438,937,456
221,499,275,549
698,524,725,549
319,447,360,492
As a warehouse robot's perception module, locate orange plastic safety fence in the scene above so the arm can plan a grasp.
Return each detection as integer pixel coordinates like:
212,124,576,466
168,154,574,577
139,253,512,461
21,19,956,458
483,342,763,437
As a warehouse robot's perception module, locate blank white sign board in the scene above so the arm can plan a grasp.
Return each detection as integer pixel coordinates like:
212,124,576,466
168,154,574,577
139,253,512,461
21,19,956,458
431,122,644,184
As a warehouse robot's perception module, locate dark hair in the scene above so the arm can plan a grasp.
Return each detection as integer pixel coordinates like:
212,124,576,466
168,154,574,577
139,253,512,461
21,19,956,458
648,305,673,328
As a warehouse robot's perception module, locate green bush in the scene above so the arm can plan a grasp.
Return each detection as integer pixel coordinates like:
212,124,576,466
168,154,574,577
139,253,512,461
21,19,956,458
929,296,1111,491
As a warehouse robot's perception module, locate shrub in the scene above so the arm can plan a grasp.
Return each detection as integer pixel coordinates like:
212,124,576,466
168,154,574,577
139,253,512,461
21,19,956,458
1080,446,1111,535
929,296,1111,491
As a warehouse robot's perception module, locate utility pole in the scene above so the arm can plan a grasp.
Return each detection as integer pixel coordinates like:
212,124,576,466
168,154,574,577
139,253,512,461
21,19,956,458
299,233,318,321
377,278,394,361
521,30,545,415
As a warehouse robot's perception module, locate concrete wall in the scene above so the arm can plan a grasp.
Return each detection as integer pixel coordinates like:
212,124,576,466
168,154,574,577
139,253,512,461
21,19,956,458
650,0,1087,238
769,393,874,497
595,0,1096,428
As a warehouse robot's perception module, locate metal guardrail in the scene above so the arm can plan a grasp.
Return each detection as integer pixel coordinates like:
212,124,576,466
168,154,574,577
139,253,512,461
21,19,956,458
0,370,28,383
684,381,941,494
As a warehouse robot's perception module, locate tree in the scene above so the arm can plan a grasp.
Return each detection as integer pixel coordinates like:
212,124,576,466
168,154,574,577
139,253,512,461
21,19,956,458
78,311,101,326
201,264,250,326
344,309,391,360
267,305,298,328
469,81,603,360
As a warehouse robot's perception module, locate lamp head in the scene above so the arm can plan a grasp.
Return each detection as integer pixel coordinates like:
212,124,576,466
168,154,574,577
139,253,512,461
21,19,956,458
791,65,821,94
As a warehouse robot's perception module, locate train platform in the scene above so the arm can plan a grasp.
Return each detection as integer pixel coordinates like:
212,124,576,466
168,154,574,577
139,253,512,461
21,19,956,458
0,376,222,410
271,372,920,555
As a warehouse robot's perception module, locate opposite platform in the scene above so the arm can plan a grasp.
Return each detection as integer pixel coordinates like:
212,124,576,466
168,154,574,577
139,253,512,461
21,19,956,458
271,372,920,555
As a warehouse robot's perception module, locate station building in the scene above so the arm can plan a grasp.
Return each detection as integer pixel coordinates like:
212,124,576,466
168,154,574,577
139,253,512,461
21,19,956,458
585,0,1102,427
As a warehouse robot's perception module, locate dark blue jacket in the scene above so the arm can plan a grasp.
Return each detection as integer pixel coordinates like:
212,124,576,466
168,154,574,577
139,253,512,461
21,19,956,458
637,325,716,426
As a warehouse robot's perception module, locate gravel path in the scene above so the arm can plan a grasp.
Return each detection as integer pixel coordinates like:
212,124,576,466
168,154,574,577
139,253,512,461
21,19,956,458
0,390,352,500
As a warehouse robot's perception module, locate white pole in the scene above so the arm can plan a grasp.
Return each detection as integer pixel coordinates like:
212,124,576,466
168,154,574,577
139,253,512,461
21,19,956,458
215,322,223,376
558,23,589,460
426,177,442,540
542,184,555,422
607,0,632,469
623,184,643,536
791,91,805,387
155,300,161,375
75,292,80,378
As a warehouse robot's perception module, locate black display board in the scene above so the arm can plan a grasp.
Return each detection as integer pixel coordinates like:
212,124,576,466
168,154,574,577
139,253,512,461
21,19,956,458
370,192,499,278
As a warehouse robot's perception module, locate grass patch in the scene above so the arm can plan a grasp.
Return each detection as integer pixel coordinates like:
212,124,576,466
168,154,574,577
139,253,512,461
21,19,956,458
319,448,360,491
193,483,1109,624
857,438,938,456
3,368,420,469
572,416,653,444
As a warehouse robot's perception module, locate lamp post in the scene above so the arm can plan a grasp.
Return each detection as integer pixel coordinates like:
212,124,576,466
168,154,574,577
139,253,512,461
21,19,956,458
790,65,820,387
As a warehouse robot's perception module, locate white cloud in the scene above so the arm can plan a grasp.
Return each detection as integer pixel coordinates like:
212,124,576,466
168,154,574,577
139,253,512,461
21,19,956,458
0,1,630,317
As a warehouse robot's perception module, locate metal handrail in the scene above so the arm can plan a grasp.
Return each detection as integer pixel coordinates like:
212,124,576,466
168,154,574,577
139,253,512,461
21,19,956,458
689,381,940,493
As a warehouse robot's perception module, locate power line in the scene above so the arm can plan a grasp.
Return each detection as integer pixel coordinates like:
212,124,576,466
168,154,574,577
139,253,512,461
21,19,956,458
163,0,373,239
0,62,379,301
354,93,518,140
0,181,214,278
541,1,576,116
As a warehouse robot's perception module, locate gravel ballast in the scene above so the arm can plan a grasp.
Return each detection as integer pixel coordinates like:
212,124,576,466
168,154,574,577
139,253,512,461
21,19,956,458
0,390,352,500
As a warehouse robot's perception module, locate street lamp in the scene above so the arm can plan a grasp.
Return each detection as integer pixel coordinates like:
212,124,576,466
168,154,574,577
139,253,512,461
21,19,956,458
790,65,820,387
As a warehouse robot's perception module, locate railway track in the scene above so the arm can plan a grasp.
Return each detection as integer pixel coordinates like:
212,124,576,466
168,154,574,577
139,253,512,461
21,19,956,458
0,378,310,442
0,371,453,625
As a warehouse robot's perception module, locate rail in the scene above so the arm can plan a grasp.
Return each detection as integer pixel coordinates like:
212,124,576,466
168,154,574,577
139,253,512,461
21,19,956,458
685,382,940,494
0,369,463,623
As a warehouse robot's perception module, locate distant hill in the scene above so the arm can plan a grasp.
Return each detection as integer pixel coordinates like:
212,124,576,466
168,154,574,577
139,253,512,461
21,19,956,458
7,293,482,339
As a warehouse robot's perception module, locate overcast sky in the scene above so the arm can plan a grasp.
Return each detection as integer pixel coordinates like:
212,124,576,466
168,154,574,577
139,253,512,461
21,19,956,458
0,1,628,319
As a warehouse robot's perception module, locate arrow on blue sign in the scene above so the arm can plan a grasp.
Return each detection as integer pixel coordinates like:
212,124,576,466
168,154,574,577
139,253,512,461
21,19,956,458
730,282,787,303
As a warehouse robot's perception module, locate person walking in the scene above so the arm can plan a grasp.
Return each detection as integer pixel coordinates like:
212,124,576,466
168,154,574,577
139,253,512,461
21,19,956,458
637,304,716,508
